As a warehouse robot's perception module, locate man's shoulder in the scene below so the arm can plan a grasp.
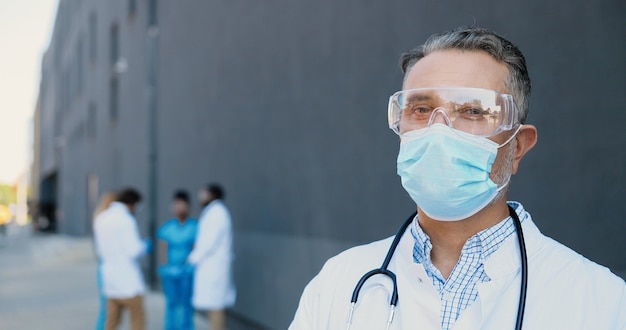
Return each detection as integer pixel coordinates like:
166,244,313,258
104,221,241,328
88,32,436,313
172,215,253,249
158,218,177,231
212,200,229,212
204,201,231,220
94,207,118,225
182,218,199,230
334,236,394,258
531,230,625,289
98,205,134,226
513,207,623,285
318,236,395,278
549,235,620,268
524,230,626,326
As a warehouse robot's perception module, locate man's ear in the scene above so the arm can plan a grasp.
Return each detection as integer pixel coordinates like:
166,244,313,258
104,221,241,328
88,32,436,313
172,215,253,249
511,125,538,174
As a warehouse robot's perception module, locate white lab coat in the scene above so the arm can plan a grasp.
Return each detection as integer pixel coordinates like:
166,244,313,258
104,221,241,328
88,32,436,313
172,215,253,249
290,211,626,329
94,202,149,299
187,200,236,309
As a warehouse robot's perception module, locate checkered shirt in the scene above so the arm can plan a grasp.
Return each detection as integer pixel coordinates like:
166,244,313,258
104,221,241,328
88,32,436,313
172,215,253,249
410,202,526,330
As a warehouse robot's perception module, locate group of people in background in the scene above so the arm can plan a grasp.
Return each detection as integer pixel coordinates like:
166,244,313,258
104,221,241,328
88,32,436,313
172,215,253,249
93,184,236,330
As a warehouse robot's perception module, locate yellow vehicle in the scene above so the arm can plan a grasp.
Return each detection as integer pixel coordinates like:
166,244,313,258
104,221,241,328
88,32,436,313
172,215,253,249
0,204,12,225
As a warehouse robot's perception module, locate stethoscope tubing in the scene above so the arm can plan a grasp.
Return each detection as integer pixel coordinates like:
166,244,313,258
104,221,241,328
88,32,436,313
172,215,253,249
509,204,528,329
350,211,416,306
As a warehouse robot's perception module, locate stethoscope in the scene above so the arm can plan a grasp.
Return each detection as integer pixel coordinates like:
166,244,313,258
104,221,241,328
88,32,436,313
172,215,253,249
347,205,528,330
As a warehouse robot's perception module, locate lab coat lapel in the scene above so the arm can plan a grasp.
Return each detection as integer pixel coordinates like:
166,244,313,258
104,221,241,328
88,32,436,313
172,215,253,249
453,273,520,330
394,227,442,329
450,300,482,330
451,235,520,330
455,218,543,329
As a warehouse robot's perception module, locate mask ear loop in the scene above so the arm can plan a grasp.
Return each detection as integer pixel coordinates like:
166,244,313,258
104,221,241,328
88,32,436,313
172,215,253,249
497,124,523,149
494,124,523,192
496,176,512,193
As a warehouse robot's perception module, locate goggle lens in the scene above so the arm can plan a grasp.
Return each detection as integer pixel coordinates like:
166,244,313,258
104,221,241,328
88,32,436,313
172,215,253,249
388,87,520,136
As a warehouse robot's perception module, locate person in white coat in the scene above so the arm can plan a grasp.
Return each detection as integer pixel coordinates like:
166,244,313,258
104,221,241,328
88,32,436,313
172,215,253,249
94,188,152,330
188,183,236,330
290,26,626,329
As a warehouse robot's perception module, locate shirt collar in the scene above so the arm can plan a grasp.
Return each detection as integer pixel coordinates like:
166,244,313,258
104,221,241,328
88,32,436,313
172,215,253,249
410,201,526,266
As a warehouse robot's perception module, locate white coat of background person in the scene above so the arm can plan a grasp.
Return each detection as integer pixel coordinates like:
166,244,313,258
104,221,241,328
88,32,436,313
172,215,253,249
94,188,152,330
187,183,236,330
289,27,626,329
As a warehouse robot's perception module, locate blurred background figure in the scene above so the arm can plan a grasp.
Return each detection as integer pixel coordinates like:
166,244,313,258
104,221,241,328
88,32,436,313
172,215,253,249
157,190,198,330
93,191,118,330
0,204,11,236
94,188,152,330
188,184,236,330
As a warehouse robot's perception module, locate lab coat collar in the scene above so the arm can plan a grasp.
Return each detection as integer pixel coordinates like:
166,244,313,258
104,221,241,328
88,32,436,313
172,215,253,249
482,205,542,280
468,217,543,329
395,219,434,294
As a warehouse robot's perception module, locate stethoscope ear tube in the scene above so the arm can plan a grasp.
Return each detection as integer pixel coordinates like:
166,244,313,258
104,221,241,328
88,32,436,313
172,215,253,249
350,212,416,305
381,212,417,271
509,205,528,330
350,268,398,304
348,212,415,330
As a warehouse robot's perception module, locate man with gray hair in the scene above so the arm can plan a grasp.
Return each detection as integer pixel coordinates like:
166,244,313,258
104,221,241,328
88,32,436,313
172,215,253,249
289,27,625,329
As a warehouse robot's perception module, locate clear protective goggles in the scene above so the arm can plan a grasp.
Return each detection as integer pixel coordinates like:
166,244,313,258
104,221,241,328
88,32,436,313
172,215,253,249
388,87,522,137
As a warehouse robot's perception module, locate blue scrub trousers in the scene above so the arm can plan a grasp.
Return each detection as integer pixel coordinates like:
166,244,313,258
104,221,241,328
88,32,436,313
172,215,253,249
159,264,194,330
96,262,106,330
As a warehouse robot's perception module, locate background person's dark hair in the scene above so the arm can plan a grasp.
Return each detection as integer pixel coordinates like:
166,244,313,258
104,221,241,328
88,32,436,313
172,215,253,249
173,189,190,203
207,183,224,200
117,188,142,205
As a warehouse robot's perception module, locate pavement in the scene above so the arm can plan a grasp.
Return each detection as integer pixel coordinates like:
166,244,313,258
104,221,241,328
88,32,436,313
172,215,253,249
0,223,210,330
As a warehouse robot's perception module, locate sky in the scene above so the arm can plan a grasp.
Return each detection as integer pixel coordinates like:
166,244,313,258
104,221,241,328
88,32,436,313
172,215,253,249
0,0,59,184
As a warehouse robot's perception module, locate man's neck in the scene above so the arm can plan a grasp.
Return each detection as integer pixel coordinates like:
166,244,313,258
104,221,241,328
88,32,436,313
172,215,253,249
418,199,510,279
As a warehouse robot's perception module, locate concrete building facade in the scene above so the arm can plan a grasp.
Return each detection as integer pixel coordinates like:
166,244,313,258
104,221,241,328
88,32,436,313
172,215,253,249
35,0,625,328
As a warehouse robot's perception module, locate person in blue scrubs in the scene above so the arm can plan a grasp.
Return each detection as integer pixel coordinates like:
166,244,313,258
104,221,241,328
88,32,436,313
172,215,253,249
158,190,198,330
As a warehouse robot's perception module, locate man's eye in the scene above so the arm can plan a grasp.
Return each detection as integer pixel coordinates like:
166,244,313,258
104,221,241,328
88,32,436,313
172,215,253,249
408,106,433,115
460,107,487,116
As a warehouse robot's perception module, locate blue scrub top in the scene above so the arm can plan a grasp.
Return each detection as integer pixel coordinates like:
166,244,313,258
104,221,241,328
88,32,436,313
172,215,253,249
157,218,198,265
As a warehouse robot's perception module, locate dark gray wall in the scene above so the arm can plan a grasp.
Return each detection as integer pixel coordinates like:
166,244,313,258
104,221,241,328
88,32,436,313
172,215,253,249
38,0,625,329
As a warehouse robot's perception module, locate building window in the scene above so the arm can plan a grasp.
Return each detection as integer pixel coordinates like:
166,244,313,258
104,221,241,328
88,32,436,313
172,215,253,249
89,13,97,63
76,36,83,96
109,77,118,124
87,102,97,140
129,0,137,17
63,69,70,114
110,24,119,67
109,24,119,124
148,0,157,26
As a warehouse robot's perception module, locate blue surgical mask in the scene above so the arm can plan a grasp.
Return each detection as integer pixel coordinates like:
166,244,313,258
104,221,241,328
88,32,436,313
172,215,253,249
397,124,517,221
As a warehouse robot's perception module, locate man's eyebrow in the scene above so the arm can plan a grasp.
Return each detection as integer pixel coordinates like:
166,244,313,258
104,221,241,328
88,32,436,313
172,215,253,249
405,93,434,103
